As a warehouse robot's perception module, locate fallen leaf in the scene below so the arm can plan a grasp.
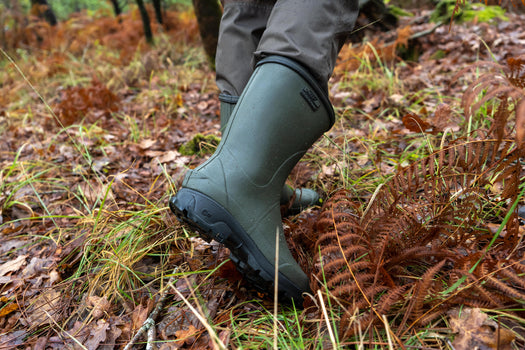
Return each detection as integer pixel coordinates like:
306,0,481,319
0,300,18,317
84,319,109,350
402,113,433,134
197,101,208,111
33,337,48,350
158,305,186,340
432,103,452,130
157,150,179,163
362,95,381,113
131,303,149,331
77,180,115,204
139,138,157,149
25,289,64,326
62,321,90,345
218,260,243,284
87,295,111,319
0,330,26,348
158,343,181,350
0,255,27,277
388,93,405,104
22,257,52,279
320,164,338,178
216,329,231,349
448,307,515,350
516,99,525,156
49,270,61,285
101,318,123,350
175,324,198,347
0,239,27,255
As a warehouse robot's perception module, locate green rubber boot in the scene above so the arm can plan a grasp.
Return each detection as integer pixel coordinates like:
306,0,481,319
170,56,334,304
219,93,322,215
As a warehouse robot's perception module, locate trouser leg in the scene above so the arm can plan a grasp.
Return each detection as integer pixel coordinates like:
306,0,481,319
215,0,275,97
216,0,359,95
255,0,359,91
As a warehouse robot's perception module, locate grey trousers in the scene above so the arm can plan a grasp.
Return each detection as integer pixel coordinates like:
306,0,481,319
215,0,359,97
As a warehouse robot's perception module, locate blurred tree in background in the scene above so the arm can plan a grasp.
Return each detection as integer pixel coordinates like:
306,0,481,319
192,0,221,68
0,0,402,65
30,0,57,25
1,0,192,21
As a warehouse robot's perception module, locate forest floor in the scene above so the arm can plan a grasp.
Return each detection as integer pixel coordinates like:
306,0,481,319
1,4,525,349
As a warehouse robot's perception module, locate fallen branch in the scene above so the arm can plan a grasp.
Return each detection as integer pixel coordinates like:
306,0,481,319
124,266,180,350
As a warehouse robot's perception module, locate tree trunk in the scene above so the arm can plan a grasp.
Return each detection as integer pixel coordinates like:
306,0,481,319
192,0,222,69
135,0,154,44
110,0,122,17
152,0,163,25
30,0,57,26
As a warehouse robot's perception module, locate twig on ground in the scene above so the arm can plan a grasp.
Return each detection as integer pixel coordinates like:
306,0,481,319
124,266,180,350
146,324,156,350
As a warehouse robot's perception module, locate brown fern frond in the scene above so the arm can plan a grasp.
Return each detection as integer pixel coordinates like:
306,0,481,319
467,281,506,308
375,285,410,314
357,285,392,309
330,282,364,298
498,265,525,291
316,231,367,247
509,261,525,275
516,97,525,153
484,276,525,302
402,259,448,329
340,312,376,339
322,260,375,277
313,134,523,342
450,297,496,309
454,55,525,148
385,247,454,267
319,245,369,260
315,213,360,232
327,272,377,290
476,258,499,278
331,284,389,305
416,306,449,327
506,57,525,89
448,267,511,308
490,99,512,144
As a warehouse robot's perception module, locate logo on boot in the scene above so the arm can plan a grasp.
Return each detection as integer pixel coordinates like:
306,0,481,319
300,87,321,112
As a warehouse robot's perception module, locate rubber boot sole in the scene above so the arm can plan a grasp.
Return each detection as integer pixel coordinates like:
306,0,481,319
169,188,306,305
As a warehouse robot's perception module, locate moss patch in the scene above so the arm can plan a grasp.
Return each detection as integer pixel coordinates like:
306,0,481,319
178,133,220,156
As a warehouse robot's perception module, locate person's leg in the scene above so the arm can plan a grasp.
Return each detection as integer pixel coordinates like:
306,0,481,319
215,0,274,98
255,0,358,91
215,0,323,213
171,0,358,304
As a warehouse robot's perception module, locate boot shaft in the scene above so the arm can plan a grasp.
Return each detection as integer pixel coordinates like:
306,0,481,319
208,56,334,188
183,55,333,246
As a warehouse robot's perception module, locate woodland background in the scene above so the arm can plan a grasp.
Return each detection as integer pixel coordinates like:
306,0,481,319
0,0,525,349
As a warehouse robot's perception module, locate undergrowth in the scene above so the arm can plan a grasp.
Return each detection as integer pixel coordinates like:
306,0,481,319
0,5,524,350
